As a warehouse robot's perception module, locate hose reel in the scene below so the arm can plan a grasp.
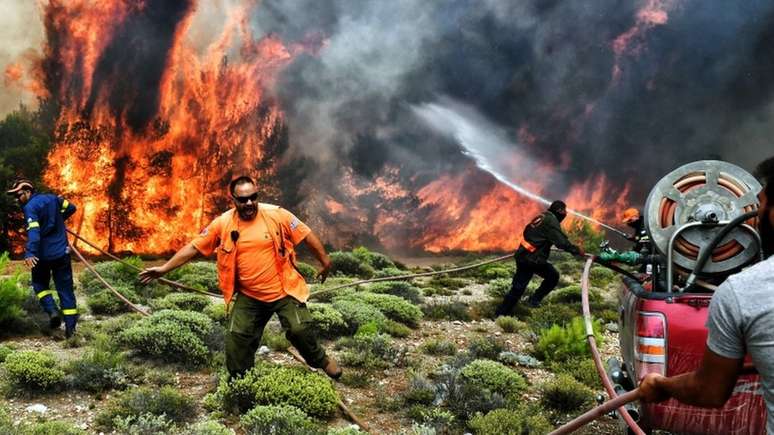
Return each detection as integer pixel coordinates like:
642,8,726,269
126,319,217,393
643,160,762,278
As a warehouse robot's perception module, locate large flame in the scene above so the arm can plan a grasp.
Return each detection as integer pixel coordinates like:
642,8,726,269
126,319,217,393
42,0,300,253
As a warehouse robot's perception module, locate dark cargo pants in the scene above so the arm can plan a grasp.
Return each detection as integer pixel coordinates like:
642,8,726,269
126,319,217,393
495,260,560,316
225,293,327,378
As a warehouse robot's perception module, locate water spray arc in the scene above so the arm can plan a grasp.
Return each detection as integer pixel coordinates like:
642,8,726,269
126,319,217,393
413,101,631,240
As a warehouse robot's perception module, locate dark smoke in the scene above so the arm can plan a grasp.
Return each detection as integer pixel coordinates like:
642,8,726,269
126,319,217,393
252,0,774,202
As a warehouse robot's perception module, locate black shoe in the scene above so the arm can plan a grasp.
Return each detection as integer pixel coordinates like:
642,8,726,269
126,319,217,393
65,328,75,339
49,314,62,329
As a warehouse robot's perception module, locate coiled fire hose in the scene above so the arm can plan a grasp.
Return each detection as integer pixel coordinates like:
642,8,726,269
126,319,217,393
67,234,369,432
548,256,645,435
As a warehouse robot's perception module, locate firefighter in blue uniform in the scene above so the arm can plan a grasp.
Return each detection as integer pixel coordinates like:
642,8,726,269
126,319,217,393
6,179,78,337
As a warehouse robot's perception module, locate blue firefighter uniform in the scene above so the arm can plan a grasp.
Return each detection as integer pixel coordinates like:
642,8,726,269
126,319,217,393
23,193,78,334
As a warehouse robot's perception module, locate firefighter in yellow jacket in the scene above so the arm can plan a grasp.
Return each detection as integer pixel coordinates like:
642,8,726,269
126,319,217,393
139,176,340,379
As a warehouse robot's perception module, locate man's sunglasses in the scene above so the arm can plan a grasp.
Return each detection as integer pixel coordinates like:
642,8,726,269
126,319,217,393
233,193,258,204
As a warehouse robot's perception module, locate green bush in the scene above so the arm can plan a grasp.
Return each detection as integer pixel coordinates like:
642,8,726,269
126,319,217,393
79,258,143,295
382,319,411,337
327,426,368,435
590,266,618,287
21,421,87,435
373,267,405,278
467,336,504,360
435,367,506,420
67,347,127,392
112,413,174,435
352,246,395,270
187,420,234,435
403,372,436,405
422,301,470,321
566,220,605,255
336,332,406,369
3,350,65,392
330,251,375,278
308,303,348,338
0,344,13,363
468,407,552,435
96,386,196,429
428,276,470,290
167,261,218,293
341,293,422,327
485,278,511,299
87,285,141,315
261,327,291,352
203,303,227,325
240,405,319,435
546,285,602,304
540,373,594,412
0,408,11,433
206,362,339,418
295,262,319,282
150,292,212,312
495,316,524,333
460,359,526,401
527,303,579,331
366,281,423,304
332,299,387,333
420,339,457,356
118,309,216,366
0,253,28,326
535,317,603,363
550,357,601,389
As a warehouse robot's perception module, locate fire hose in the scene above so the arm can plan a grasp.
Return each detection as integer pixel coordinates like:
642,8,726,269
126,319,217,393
549,256,645,435
67,233,369,432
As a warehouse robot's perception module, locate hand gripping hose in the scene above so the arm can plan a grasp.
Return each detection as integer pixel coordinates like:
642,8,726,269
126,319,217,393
68,234,368,431
548,257,645,435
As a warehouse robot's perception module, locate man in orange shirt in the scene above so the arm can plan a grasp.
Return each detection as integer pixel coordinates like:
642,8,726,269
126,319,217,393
139,176,340,379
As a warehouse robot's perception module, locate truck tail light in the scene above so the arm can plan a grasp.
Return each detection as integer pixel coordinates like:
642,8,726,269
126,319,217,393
635,312,667,379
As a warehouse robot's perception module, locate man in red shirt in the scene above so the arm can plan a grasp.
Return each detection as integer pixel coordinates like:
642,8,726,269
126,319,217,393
140,176,340,379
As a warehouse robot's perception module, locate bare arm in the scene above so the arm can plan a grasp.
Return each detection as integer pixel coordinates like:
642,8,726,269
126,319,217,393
302,231,332,283
139,242,200,283
640,346,743,407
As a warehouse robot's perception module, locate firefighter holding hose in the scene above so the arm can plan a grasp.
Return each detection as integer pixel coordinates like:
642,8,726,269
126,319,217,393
139,175,342,380
638,156,774,432
495,200,584,316
6,179,79,338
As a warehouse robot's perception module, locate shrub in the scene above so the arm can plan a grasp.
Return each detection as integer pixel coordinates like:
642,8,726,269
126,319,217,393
79,258,143,295
435,366,506,420
540,373,594,412
420,339,457,356
3,350,65,392
87,285,141,315
295,262,319,282
535,316,603,363
330,251,374,278
167,261,219,293
428,276,469,290
403,372,436,405
422,301,470,321
382,319,411,337
203,303,227,325
308,303,348,338
590,266,618,287
0,344,13,363
327,426,368,435
67,347,127,392
352,246,395,270
565,220,605,255
373,267,405,278
550,357,601,389
112,413,174,435
485,278,512,299
150,292,212,312
546,285,602,304
337,332,407,369
366,281,423,304
0,253,28,327
261,327,291,352
332,299,387,333
495,316,524,333
187,420,234,435
95,386,196,429
118,309,216,366
467,336,504,360
21,421,87,435
468,407,552,435
342,293,422,327
527,303,579,331
240,405,319,435
460,359,526,401
206,362,339,418
339,369,370,388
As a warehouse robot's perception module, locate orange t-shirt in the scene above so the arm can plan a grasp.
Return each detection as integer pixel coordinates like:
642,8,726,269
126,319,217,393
192,207,311,302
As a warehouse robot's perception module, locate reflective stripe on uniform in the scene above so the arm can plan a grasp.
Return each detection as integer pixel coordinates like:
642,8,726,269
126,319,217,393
27,221,40,230
60,199,69,213
36,290,55,299
521,239,538,253
62,308,78,316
